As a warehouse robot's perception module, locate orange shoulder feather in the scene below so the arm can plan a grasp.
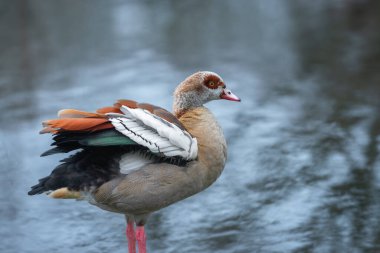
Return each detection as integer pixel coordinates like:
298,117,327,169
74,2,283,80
41,99,186,134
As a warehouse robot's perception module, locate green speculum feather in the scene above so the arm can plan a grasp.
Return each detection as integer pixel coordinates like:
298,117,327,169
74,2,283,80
79,130,137,146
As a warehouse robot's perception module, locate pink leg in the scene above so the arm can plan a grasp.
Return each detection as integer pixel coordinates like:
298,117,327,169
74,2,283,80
136,226,147,253
126,220,136,253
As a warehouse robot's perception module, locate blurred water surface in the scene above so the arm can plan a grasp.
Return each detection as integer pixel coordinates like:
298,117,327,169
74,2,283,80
1,0,380,252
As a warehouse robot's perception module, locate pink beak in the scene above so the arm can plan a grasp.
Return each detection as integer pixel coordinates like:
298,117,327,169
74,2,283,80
220,88,241,102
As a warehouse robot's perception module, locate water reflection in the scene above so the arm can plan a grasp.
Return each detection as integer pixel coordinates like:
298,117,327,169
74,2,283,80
1,0,379,253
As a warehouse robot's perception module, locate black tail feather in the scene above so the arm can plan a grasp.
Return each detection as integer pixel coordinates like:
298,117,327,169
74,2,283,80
28,176,50,195
29,148,124,195
41,146,79,157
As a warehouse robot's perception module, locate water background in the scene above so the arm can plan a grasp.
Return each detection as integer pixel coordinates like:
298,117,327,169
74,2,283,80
1,1,380,252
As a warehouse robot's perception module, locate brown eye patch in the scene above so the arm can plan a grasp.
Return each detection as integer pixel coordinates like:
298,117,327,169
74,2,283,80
204,75,225,89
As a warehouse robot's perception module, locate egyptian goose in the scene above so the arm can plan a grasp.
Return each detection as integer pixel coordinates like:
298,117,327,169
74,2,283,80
28,71,240,253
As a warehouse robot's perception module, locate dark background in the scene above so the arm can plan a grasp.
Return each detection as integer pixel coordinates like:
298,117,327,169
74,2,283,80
1,0,380,252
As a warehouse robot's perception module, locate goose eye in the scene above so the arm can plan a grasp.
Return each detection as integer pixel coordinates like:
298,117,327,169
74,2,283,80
209,81,215,87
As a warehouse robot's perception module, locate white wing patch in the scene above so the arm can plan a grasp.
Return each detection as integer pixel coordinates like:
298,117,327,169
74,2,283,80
107,106,198,160
119,153,153,174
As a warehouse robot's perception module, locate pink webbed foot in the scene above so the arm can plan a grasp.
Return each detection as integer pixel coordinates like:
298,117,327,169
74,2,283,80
136,226,147,253
126,219,136,253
